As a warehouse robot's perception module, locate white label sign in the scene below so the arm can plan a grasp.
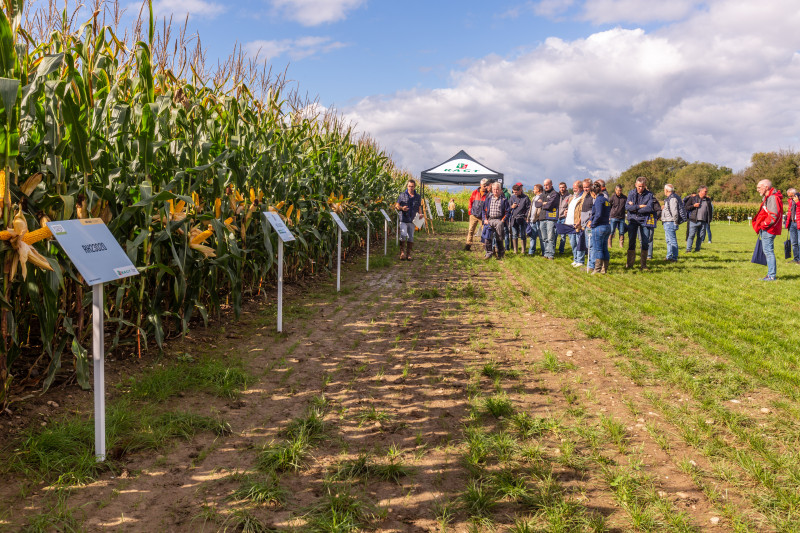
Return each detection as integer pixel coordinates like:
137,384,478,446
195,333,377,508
49,219,139,286
379,209,392,222
434,199,444,217
329,212,349,232
425,200,433,219
263,212,296,242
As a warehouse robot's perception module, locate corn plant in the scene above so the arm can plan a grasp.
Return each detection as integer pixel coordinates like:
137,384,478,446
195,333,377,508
0,0,408,406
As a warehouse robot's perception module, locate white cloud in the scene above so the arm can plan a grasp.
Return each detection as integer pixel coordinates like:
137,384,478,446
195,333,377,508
150,0,225,19
269,0,365,26
581,0,703,24
534,0,576,17
244,36,346,61
343,0,800,185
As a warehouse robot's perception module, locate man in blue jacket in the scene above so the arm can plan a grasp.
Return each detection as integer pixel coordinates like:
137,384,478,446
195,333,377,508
535,179,560,259
625,176,655,270
483,182,510,260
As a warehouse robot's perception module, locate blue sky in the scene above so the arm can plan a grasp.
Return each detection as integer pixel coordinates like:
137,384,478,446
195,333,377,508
49,0,800,185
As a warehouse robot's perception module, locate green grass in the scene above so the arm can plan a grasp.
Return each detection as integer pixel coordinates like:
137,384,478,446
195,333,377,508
127,356,251,401
11,400,230,485
229,475,287,506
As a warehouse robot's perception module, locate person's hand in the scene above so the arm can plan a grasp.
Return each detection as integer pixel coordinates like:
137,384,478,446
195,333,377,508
694,203,700,208
639,204,646,209
512,203,518,208
402,206,409,211
628,201,634,205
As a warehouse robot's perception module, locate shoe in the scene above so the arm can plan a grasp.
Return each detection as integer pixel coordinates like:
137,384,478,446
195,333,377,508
600,259,608,274
464,244,471,251
573,262,584,268
484,252,493,260
406,242,413,261
640,250,650,271
571,261,578,267
626,250,636,269
399,241,407,260
760,276,776,281
591,259,602,274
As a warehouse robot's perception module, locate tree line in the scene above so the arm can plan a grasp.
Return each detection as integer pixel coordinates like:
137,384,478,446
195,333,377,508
608,150,800,202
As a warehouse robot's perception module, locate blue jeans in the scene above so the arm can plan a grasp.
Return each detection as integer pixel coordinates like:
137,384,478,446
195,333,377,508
570,232,585,264
512,219,528,249
663,221,678,260
592,224,611,261
448,210,454,220
585,227,594,263
761,231,776,278
527,221,541,254
609,218,626,239
703,221,712,243
627,220,652,251
790,223,799,260
686,221,705,252
557,218,567,253
540,220,556,258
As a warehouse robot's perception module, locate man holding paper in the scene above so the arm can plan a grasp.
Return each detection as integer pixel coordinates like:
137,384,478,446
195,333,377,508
395,179,423,261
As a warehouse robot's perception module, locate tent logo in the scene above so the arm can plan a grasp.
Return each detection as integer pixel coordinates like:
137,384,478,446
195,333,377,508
456,163,468,169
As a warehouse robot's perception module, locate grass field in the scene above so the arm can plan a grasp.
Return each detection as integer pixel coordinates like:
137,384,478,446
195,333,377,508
1,219,798,532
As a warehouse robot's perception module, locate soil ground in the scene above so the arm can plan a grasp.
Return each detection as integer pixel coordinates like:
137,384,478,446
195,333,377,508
0,225,738,532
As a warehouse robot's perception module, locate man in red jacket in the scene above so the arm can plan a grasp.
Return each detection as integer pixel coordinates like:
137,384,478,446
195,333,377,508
753,179,783,281
464,178,489,251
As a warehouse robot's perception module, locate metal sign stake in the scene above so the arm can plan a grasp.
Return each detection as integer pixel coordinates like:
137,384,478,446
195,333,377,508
396,212,400,246
277,239,284,332
337,227,342,292
92,283,105,462
384,218,388,255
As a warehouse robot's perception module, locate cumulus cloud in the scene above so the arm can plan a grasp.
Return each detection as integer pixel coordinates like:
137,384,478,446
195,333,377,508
244,36,346,61
269,0,365,26
344,0,800,184
150,0,225,19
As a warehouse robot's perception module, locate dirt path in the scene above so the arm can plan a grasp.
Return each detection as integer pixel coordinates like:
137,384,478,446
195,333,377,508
1,226,740,532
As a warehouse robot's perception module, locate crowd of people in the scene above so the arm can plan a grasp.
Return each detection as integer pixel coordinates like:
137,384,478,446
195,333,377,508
456,176,789,279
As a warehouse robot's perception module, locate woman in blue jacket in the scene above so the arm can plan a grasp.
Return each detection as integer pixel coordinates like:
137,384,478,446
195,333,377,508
625,176,655,270
589,182,611,274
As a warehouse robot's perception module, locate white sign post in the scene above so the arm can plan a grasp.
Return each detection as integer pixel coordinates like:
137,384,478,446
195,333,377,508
461,208,464,221
380,209,392,256
434,198,444,218
263,212,296,333
396,211,400,247
329,212,349,291
48,218,139,462
366,216,370,272
727,216,732,225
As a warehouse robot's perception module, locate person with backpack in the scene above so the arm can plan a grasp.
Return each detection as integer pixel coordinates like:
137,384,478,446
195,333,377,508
753,179,783,281
661,184,686,262
625,176,655,270
686,186,713,253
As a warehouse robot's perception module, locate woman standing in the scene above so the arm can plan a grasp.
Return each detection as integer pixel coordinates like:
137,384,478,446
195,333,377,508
590,181,611,274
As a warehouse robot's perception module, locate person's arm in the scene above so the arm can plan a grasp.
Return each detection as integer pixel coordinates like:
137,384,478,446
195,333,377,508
543,192,560,211
763,195,780,228
501,198,510,221
638,193,654,214
625,191,637,213
468,190,476,212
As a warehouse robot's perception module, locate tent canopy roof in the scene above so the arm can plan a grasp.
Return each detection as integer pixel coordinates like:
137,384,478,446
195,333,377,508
420,150,504,186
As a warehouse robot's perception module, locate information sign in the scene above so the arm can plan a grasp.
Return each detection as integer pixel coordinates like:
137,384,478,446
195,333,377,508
263,212,295,242
425,200,433,219
379,208,392,222
49,219,138,285
434,199,444,217
329,211,349,232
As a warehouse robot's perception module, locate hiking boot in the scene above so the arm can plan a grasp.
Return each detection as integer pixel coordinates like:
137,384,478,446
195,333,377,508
591,259,602,274
626,250,636,269
619,235,624,248
601,259,608,274
513,238,519,253
406,242,413,261
639,250,650,271
464,243,471,251
608,236,613,248
399,241,407,260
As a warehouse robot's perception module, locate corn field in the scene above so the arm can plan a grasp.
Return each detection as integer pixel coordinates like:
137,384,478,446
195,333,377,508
711,202,761,222
0,0,404,406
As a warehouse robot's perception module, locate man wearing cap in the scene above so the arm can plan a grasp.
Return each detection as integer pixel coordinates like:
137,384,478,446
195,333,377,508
394,179,423,260
465,178,489,251
535,179,560,259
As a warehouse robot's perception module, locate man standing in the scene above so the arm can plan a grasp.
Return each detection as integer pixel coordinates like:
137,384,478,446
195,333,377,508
609,184,627,248
686,186,712,253
448,198,456,222
596,179,610,199
557,182,570,254
395,179,423,260
566,180,585,266
625,177,655,270
535,179,560,260
527,184,543,255
753,180,783,280
464,178,489,251
785,188,800,263
661,184,681,262
509,183,530,253
483,182,510,260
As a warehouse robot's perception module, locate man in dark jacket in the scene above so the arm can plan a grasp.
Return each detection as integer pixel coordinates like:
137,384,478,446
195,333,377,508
625,176,655,270
685,186,712,253
483,182,510,259
508,182,530,253
535,179,560,259
786,188,800,262
609,185,627,248
557,182,570,254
